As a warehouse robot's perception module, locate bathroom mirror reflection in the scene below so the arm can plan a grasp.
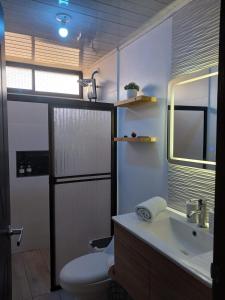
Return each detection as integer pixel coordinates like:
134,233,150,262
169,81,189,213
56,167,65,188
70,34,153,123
168,68,218,169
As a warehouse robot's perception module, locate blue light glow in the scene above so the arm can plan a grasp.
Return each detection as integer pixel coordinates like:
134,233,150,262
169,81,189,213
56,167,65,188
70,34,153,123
58,27,69,38
59,0,69,5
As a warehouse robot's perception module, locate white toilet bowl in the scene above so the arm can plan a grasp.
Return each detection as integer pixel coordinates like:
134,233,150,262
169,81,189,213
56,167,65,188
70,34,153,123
60,252,113,300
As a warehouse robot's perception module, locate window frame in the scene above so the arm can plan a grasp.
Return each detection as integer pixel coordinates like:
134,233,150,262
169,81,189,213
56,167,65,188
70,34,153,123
6,62,83,99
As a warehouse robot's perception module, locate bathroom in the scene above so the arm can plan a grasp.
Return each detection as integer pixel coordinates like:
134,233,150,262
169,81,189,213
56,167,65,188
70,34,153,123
0,0,224,300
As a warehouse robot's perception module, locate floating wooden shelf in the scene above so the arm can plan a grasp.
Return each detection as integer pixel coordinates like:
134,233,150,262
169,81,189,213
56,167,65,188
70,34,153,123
115,95,157,107
113,137,157,143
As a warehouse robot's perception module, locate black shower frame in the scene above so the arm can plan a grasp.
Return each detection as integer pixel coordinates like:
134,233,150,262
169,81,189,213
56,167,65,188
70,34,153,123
48,100,117,290
7,93,117,291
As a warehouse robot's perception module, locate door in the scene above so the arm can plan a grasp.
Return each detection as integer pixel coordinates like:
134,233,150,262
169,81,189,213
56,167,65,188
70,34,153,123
49,102,116,288
0,5,11,300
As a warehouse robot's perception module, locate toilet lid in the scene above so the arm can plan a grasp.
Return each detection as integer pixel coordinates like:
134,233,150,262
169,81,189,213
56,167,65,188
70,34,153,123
60,252,111,287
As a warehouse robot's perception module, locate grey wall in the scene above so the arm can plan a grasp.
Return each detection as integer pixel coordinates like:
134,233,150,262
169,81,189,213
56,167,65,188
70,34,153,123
85,0,219,215
8,101,49,253
86,18,172,214
118,19,172,213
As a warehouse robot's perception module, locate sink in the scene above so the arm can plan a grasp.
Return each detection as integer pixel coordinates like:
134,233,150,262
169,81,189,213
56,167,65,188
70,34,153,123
113,209,213,286
140,216,213,257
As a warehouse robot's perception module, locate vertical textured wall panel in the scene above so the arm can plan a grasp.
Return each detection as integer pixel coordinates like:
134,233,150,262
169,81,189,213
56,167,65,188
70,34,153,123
168,0,219,212
168,163,215,213
172,0,220,78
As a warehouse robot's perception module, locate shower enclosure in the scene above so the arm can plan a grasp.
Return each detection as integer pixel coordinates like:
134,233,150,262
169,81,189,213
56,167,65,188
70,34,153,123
48,101,116,288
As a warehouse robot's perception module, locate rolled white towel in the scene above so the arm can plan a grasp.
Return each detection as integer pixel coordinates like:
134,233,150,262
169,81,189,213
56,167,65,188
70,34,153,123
135,196,167,222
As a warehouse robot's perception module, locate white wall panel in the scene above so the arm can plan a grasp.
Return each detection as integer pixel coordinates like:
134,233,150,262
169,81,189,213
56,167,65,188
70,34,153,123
7,101,49,253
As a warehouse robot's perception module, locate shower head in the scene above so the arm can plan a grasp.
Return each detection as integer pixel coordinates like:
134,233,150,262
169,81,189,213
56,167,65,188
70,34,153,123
78,70,99,101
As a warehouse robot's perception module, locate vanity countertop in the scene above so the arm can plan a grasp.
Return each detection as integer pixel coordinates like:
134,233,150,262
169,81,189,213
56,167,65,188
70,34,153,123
113,208,213,288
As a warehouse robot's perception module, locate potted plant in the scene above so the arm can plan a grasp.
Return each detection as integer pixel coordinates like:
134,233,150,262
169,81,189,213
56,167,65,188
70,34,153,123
124,82,140,99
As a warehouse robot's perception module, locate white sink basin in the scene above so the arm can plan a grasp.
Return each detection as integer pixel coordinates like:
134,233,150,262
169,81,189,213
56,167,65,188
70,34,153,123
138,215,213,257
113,208,213,287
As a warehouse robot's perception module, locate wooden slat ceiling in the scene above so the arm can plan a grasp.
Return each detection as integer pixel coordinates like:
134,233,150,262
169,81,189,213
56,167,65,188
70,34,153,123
2,0,174,70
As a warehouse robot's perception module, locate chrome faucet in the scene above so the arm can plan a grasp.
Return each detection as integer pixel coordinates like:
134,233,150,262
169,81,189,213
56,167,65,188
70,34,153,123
187,199,208,228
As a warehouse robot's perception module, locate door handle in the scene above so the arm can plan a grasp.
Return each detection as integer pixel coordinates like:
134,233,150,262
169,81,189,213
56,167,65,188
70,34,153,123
8,226,24,247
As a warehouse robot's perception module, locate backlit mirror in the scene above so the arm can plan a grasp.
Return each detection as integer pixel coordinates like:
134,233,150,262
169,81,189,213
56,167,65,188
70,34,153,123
168,68,218,169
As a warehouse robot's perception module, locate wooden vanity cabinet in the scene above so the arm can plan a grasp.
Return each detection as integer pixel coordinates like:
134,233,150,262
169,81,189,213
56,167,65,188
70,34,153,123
112,223,212,300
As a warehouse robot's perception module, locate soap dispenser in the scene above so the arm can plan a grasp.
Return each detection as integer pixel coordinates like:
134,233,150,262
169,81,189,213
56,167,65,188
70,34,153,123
26,162,32,174
18,163,25,176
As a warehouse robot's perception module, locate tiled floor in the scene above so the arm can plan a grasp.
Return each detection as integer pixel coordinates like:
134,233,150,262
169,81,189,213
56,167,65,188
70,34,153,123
12,249,74,300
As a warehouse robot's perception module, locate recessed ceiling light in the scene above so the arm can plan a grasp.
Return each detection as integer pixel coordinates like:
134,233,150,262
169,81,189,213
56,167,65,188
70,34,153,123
59,0,69,6
58,27,69,38
56,13,71,39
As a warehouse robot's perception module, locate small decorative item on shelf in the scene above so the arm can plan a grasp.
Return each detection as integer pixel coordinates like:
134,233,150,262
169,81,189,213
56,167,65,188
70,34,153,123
124,135,128,138
124,82,140,99
131,131,137,138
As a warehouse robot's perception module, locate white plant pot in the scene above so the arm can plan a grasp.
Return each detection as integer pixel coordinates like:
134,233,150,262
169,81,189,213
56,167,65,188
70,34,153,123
127,89,138,99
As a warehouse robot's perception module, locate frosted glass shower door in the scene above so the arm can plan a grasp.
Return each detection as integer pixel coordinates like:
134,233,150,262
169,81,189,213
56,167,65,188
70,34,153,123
55,180,111,284
51,106,113,285
54,108,111,177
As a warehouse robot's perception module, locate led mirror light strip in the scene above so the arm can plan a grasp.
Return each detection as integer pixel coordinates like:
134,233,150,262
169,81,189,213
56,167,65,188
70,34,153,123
169,71,218,166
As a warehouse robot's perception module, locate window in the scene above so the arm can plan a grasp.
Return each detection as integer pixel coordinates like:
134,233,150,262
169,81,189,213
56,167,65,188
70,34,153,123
35,70,80,95
6,64,82,98
6,66,32,90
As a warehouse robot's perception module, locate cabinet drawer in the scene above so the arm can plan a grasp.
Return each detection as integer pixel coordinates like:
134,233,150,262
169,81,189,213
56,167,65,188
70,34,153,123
115,238,150,300
113,223,212,300
150,270,212,300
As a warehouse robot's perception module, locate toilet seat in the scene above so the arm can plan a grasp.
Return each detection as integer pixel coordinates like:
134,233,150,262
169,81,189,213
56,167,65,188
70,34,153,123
60,252,112,294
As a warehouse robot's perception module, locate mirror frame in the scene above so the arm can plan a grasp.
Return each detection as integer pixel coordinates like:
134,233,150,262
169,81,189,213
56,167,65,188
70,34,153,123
168,70,218,167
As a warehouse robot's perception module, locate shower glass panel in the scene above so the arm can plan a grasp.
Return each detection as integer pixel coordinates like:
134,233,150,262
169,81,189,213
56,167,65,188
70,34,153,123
51,105,113,286
53,108,111,177
55,179,111,283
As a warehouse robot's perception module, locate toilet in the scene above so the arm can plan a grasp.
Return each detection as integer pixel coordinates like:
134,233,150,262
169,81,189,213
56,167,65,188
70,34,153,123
60,239,114,300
